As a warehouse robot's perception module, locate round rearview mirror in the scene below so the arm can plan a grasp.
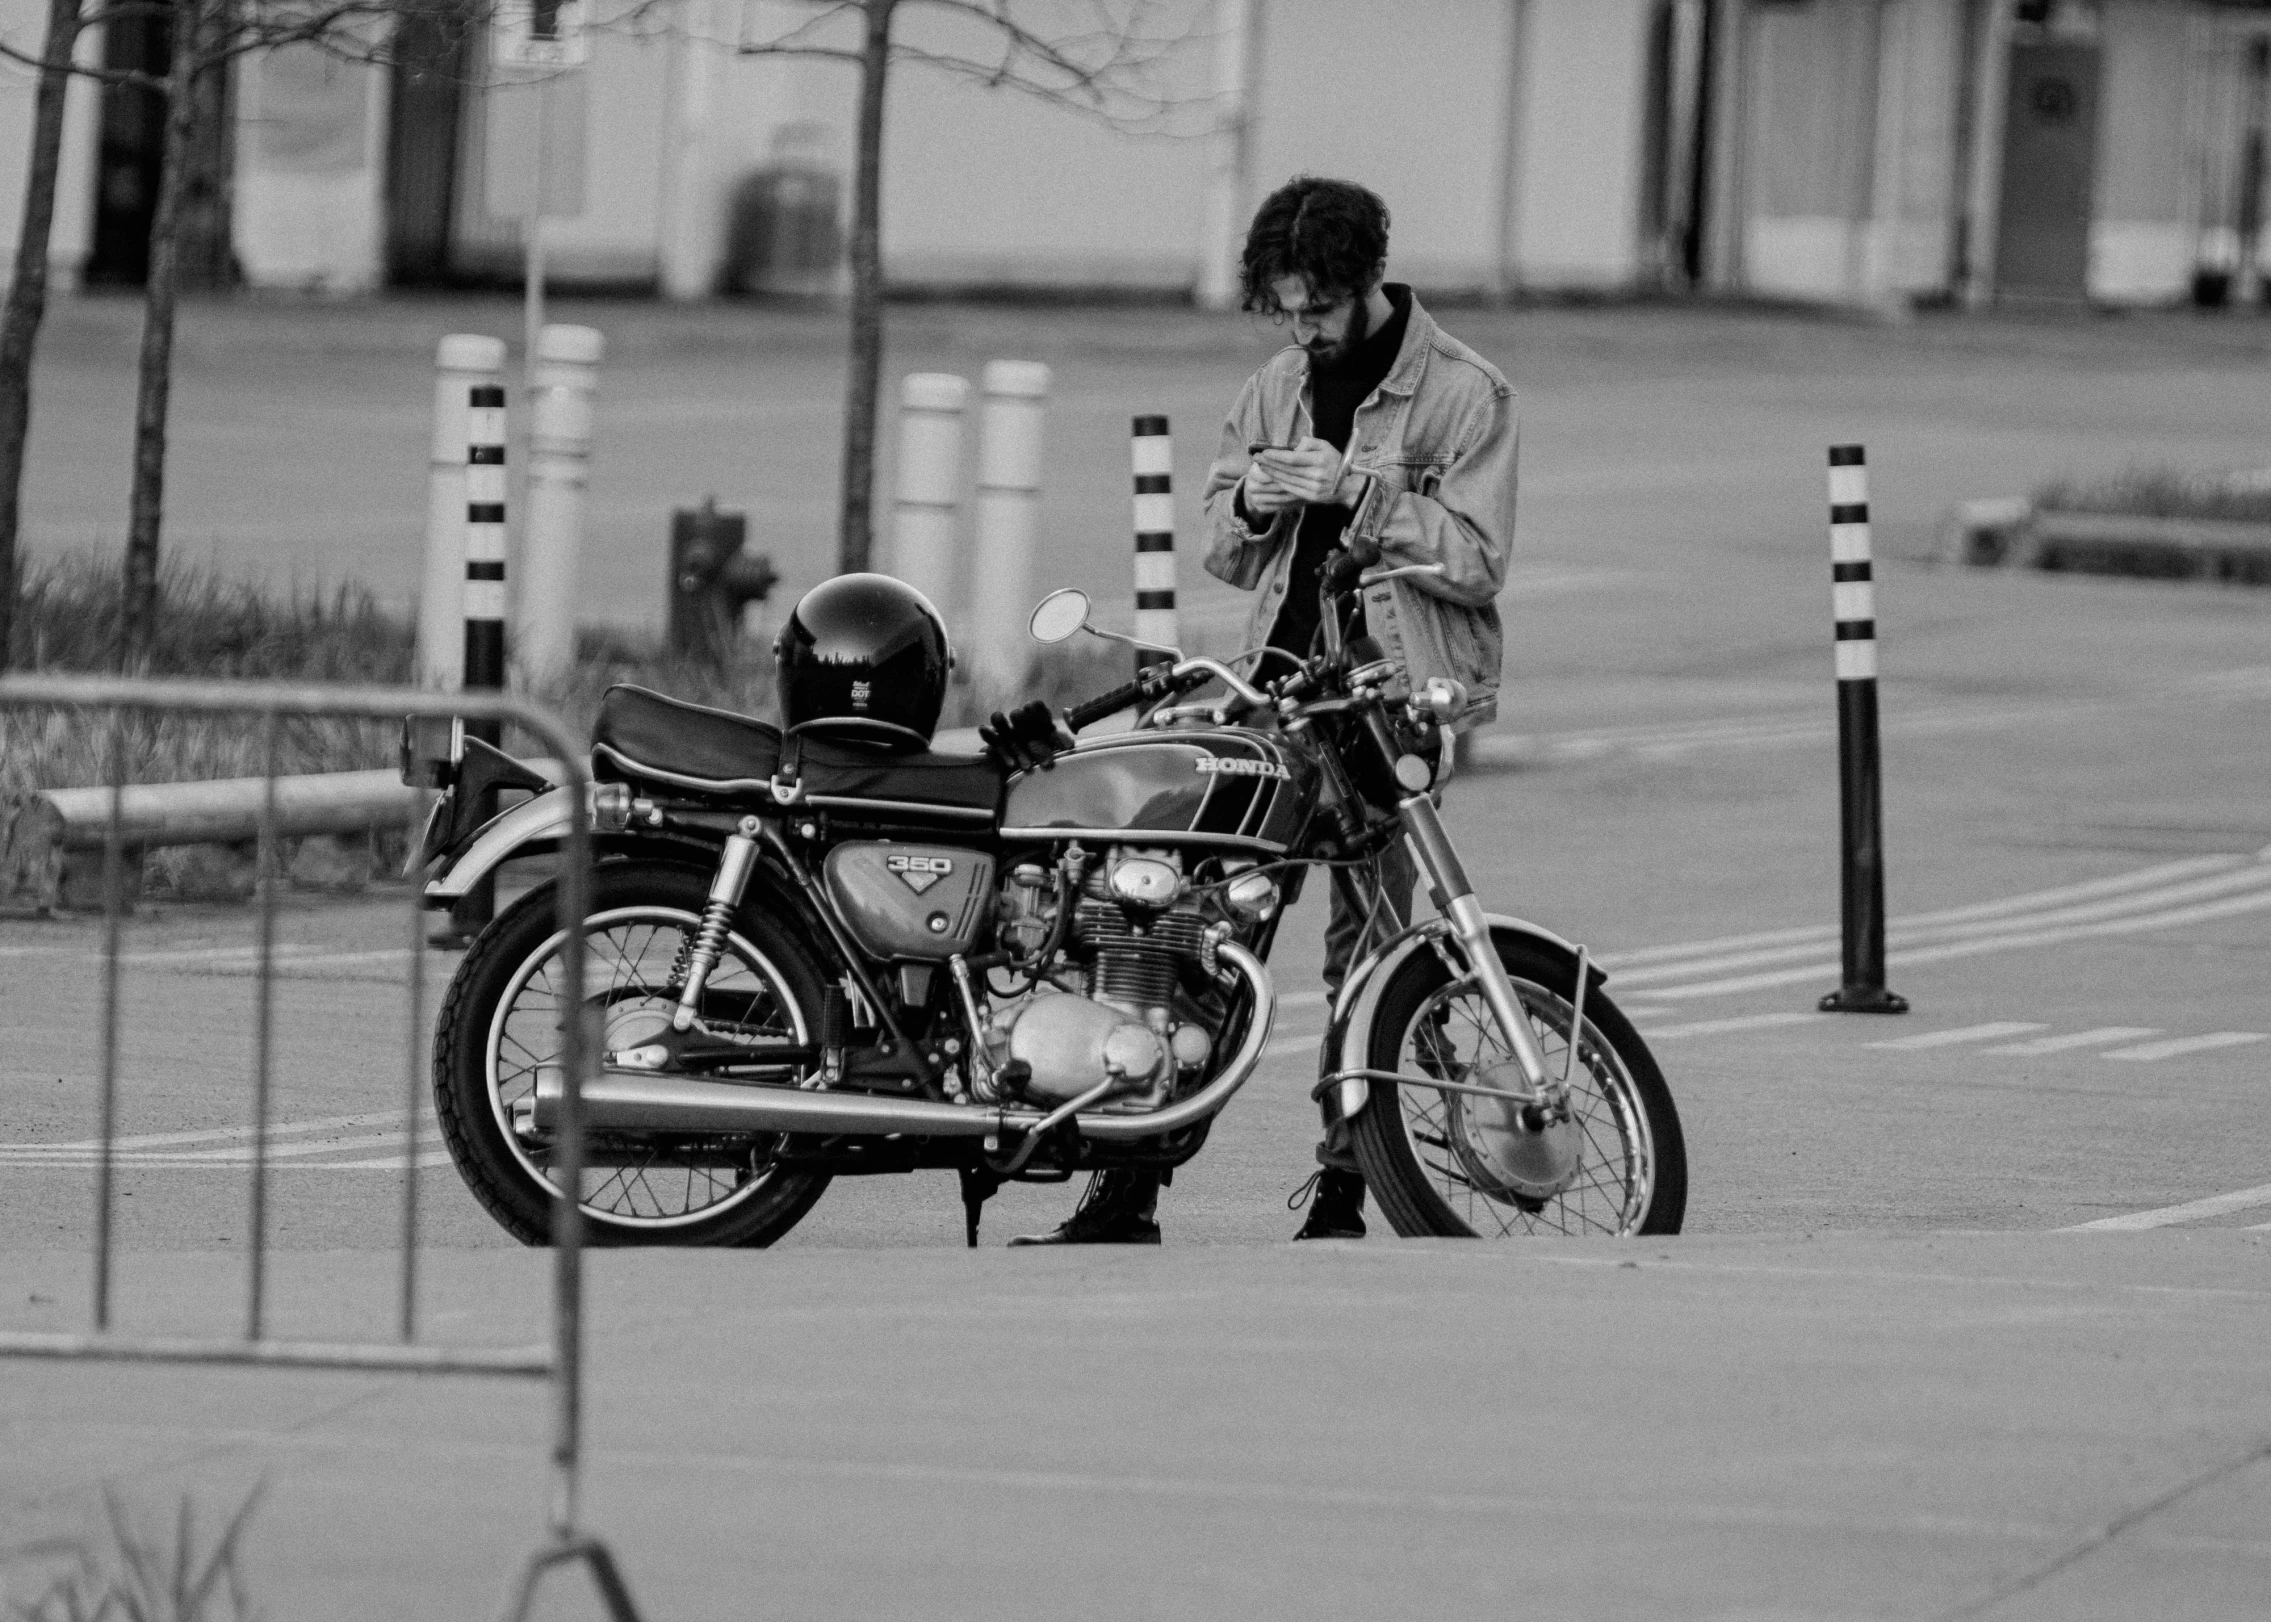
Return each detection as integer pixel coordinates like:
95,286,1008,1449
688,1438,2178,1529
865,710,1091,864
1028,588,1092,645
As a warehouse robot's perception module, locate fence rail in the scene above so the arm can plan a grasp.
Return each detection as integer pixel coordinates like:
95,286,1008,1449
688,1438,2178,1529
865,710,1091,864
0,671,637,1622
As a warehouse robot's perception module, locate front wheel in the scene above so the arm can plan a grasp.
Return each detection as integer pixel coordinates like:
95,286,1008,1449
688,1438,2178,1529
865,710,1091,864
1349,929,1686,1237
432,859,833,1247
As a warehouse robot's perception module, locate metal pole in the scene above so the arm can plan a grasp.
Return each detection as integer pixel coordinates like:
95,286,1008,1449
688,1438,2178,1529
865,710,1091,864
247,710,279,1338
92,710,125,1332
453,383,509,937
517,324,604,691
548,745,594,1542
971,360,1049,703
890,372,968,623
1131,414,1176,670
1819,444,1906,1015
420,336,506,691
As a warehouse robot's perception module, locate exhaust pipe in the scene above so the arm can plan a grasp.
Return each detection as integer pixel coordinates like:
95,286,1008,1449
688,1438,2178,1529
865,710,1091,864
527,942,1276,1144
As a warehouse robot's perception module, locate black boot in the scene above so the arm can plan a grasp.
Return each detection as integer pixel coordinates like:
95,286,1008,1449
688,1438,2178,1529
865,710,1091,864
1290,1167,1367,1240
1007,1169,1162,1246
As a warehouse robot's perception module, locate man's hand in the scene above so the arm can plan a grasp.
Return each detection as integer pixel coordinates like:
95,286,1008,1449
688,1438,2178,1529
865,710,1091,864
1250,436,1362,508
980,700,1074,773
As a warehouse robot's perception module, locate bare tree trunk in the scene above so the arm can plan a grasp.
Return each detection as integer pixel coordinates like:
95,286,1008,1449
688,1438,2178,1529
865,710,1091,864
834,0,895,577
0,0,85,670
120,0,203,667
177,0,236,291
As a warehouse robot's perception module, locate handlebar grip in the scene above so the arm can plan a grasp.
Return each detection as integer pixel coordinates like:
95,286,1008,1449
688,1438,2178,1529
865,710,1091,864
1064,679,1148,732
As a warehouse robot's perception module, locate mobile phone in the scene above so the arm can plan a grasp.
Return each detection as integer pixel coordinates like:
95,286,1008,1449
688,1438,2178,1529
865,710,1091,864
1247,440,1291,456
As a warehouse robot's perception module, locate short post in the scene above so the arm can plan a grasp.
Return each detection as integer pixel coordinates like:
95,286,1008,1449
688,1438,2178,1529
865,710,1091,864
447,384,510,940
517,324,604,691
891,373,969,623
1819,445,1906,1014
1132,414,1176,671
420,335,506,689
971,360,1050,701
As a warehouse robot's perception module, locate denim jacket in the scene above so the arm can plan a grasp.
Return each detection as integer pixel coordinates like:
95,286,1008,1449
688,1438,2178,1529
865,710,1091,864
1200,288,1516,730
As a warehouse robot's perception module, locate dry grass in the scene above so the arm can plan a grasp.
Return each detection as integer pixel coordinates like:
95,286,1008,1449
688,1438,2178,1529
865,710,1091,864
2031,466,2271,524
4,555,1134,800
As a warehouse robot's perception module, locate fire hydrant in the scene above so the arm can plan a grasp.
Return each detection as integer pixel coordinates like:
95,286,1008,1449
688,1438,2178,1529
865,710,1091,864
668,497,779,668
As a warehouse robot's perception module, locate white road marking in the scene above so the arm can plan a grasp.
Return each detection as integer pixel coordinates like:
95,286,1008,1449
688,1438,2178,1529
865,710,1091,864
2100,1032,2268,1063
0,1111,408,1155
1651,883,2271,1000
1620,862,2271,992
2062,1182,2271,1232
1277,990,1330,1010
1980,1027,2160,1056
1867,1022,2047,1051
1262,1032,1323,1061
1641,1011,1825,1040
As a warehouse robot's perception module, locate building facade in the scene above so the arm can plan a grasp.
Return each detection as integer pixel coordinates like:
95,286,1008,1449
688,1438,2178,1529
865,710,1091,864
4,0,2269,307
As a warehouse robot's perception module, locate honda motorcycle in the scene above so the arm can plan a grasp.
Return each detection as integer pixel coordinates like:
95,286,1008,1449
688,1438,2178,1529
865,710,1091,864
407,549,1686,1246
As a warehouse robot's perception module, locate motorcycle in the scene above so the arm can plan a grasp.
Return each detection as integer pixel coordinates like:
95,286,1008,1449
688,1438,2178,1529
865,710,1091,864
405,547,1686,1246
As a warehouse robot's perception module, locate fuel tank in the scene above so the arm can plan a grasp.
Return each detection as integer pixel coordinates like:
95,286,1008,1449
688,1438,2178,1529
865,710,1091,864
1000,729,1317,854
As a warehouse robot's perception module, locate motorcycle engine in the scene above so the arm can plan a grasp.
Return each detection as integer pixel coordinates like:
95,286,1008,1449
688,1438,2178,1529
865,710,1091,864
982,846,1225,1108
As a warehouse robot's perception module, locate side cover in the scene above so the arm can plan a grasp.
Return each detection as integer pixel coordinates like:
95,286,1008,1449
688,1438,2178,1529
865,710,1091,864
823,842,996,961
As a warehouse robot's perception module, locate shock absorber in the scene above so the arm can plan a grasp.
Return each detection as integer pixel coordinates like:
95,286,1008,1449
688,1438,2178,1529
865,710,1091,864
673,816,763,1031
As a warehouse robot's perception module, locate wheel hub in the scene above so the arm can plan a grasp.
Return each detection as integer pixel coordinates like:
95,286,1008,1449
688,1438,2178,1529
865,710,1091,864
1446,1060,1582,1202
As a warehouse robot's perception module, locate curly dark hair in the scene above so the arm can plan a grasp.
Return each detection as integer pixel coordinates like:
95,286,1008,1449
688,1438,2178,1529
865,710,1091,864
1239,177,1391,315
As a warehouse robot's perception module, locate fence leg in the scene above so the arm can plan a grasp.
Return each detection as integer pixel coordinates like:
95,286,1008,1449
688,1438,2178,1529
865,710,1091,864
891,372,968,623
1819,443,1906,1015
420,336,506,691
1132,414,1176,671
496,1537,643,1622
517,325,604,693
971,360,1050,704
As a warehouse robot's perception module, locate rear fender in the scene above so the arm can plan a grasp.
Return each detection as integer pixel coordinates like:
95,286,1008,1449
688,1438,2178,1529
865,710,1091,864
422,784,582,902
1322,914,1594,1123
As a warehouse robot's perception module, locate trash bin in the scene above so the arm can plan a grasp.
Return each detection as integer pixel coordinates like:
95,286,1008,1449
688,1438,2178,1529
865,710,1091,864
723,162,843,297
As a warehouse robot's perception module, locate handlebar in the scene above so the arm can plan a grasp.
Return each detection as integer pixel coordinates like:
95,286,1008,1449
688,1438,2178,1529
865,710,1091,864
1064,677,1152,732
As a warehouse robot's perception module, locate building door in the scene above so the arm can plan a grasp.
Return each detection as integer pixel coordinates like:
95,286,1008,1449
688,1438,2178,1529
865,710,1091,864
84,9,171,285
1995,40,2101,298
384,10,470,284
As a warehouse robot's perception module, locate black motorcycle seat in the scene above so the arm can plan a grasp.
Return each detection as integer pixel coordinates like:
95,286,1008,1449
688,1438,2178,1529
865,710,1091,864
590,685,1001,820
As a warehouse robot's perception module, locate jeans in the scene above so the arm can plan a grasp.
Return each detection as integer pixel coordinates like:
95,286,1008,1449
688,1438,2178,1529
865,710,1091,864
1315,837,1417,1169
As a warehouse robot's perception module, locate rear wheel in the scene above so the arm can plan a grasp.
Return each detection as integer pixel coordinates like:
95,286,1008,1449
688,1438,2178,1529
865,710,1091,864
1349,930,1685,1237
433,860,832,1246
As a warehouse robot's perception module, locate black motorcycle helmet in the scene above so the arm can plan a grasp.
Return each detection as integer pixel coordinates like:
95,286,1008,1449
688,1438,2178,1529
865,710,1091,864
773,573,952,750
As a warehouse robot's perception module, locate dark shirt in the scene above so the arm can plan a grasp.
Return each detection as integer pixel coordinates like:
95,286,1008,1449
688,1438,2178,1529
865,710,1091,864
1265,285,1411,659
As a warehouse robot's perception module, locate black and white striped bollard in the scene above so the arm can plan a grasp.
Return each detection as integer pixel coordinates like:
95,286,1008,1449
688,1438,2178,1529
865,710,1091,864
1132,414,1175,672
1819,445,1906,1014
445,382,509,941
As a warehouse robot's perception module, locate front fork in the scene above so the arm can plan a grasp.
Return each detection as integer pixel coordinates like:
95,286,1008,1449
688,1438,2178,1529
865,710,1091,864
1396,793,1566,1106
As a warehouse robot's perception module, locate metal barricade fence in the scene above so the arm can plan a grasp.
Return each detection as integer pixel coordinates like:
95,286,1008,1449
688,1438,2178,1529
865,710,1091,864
0,673,638,1622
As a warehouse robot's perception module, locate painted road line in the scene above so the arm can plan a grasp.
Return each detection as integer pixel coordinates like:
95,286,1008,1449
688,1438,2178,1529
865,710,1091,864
1594,855,2247,972
2062,1181,2271,1232
1867,1022,2046,1051
0,1110,409,1155
1262,1032,1324,1061
1641,1012,1825,1040
0,1132,449,1169
1278,990,1330,1011
1615,861,2271,989
2100,1031,2268,1062
1980,1027,2160,1056
1650,884,2271,1000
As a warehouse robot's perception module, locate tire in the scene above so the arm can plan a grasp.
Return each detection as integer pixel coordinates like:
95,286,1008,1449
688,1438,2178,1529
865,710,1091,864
1349,929,1686,1237
433,859,832,1247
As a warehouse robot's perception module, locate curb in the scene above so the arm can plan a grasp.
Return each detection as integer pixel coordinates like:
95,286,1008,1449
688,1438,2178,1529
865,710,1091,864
1943,498,2271,584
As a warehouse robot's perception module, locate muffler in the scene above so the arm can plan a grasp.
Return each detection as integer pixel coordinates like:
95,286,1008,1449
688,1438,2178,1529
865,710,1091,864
526,942,1275,1144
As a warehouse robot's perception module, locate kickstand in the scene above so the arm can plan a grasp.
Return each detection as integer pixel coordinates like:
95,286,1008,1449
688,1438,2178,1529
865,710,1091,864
957,1165,1002,1248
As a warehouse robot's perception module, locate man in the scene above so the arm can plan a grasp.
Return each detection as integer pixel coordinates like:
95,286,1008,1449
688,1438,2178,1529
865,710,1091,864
1010,176,1517,1247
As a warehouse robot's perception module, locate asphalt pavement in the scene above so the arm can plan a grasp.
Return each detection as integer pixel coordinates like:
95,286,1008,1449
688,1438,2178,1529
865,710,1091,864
4,293,2269,1615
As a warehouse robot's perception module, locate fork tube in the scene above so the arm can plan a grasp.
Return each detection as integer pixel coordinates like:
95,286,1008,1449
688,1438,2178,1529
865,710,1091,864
1398,793,1553,1090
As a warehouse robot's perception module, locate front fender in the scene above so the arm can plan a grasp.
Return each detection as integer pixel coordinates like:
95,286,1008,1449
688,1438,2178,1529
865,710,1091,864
1322,914,1594,1123
423,784,583,902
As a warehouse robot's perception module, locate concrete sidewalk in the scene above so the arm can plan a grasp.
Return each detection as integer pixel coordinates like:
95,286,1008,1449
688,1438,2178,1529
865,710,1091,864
4,1233,2268,1620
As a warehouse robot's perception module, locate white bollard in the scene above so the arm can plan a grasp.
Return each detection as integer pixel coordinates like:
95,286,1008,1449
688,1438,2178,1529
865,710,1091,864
890,372,969,624
419,334,506,689
971,359,1050,701
1131,414,1176,666
516,323,604,691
